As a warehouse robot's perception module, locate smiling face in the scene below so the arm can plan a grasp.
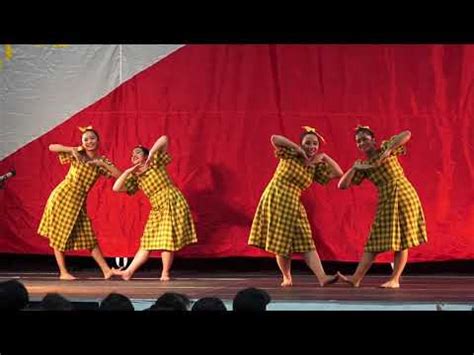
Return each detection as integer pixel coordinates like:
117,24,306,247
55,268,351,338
81,130,99,152
300,133,319,158
131,147,148,165
355,130,376,155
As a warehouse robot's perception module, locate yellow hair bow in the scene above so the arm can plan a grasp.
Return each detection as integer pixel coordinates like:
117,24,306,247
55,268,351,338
302,126,326,144
78,125,93,133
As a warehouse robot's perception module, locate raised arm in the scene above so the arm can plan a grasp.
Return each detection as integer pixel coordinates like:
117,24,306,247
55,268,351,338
271,135,307,159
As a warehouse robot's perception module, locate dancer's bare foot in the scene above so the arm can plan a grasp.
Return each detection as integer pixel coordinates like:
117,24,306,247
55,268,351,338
59,273,77,280
160,273,171,282
111,267,124,276
280,278,293,287
380,280,400,288
337,271,360,287
319,274,339,287
103,268,120,280
118,270,132,281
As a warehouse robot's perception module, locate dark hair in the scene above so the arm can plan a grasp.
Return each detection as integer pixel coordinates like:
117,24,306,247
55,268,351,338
354,126,375,139
152,292,191,311
0,279,29,311
233,287,271,312
39,293,74,311
99,293,134,311
192,297,227,311
81,129,100,141
134,145,150,156
146,305,175,311
299,131,319,144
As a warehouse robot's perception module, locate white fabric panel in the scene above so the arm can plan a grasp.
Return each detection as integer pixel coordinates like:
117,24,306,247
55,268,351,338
0,45,183,160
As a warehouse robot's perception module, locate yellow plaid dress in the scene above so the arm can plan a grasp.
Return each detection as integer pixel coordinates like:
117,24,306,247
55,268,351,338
38,152,115,251
124,151,197,251
352,136,427,252
248,147,331,257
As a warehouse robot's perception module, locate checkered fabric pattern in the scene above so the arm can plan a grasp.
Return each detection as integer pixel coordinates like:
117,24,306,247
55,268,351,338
248,147,330,257
37,152,115,251
125,151,197,251
351,136,427,252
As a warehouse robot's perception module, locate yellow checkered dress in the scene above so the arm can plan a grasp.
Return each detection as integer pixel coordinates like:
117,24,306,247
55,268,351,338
248,147,331,257
124,151,197,251
352,136,427,252
38,152,115,252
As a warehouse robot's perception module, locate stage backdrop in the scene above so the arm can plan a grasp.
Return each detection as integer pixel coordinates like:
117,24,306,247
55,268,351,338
1,44,473,262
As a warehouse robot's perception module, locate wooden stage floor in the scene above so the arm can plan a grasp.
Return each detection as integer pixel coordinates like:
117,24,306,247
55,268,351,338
1,271,473,310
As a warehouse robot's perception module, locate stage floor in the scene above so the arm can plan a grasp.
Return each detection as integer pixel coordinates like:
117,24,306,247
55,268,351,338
1,271,473,310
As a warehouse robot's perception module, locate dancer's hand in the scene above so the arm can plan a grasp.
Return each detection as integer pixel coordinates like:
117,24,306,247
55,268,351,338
125,164,142,174
144,156,153,169
378,147,392,164
86,159,104,167
71,147,85,162
353,160,375,170
313,153,327,164
305,153,324,167
296,147,309,161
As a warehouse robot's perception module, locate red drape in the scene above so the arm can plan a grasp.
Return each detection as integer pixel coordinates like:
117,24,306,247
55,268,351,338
1,44,473,262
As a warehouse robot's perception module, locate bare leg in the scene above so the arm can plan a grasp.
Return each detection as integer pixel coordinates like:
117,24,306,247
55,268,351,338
90,246,114,279
276,255,293,287
338,252,377,287
303,250,338,287
380,249,408,288
53,248,76,280
160,251,174,281
113,248,150,281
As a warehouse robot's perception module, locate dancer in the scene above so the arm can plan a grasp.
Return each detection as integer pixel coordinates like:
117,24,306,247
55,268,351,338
248,126,343,287
112,135,197,281
337,126,427,288
38,126,122,280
